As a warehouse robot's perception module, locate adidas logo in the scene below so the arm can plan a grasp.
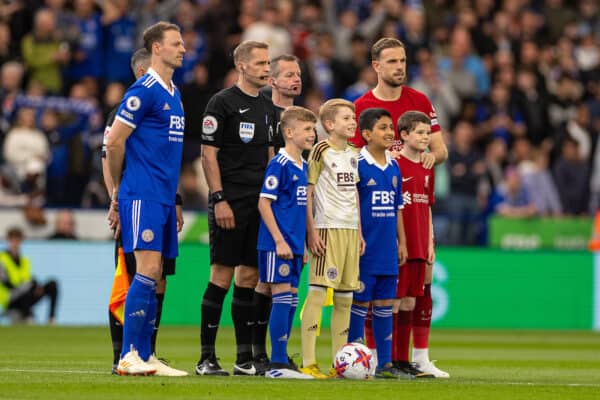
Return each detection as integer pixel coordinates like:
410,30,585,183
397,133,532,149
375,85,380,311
331,162,338,168
385,334,393,341
307,324,318,332
278,334,288,342
340,328,349,336
367,178,377,186
292,175,299,181
129,309,146,318
163,102,170,110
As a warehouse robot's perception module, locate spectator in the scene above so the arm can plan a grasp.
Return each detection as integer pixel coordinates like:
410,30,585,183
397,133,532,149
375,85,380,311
520,149,563,216
67,0,104,84
553,136,590,215
101,0,136,85
514,67,552,148
241,5,291,58
309,32,335,100
560,103,593,162
493,167,537,218
446,120,486,245
0,227,59,324
47,209,77,240
21,9,70,94
331,33,369,98
0,22,18,66
0,61,25,133
341,64,376,102
475,82,526,146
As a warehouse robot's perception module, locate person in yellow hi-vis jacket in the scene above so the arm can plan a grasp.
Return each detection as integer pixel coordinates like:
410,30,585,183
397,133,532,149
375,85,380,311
0,227,58,324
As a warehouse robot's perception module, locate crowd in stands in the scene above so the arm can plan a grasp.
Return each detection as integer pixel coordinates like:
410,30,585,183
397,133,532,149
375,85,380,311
0,0,598,245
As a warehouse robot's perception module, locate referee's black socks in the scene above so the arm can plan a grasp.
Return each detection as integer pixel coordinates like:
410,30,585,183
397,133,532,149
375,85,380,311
232,285,255,363
252,291,272,357
200,282,228,361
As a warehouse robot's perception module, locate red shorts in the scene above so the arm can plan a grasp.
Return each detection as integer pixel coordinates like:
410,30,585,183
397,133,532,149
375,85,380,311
396,260,426,298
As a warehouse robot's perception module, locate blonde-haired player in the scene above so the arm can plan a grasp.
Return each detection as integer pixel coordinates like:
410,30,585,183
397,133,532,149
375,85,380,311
300,99,365,378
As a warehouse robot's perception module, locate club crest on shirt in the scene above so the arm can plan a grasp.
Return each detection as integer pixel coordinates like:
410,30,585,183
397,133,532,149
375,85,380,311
392,176,398,188
126,96,141,111
356,280,365,293
142,229,154,242
326,266,338,280
350,157,357,169
239,122,255,143
278,263,290,277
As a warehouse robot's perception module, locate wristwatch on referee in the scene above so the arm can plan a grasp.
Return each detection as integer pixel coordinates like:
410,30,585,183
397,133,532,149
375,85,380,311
210,190,226,204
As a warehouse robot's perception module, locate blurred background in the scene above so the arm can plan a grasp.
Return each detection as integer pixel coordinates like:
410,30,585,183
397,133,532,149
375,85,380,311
0,0,598,330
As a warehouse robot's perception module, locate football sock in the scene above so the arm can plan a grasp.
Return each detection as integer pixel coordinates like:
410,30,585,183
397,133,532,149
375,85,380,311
373,305,393,368
108,310,122,365
288,292,298,339
252,290,272,357
270,291,292,364
232,285,255,363
364,307,375,349
348,304,368,343
150,292,164,355
413,284,432,351
120,274,155,359
394,310,412,363
300,286,327,366
200,282,228,360
331,291,353,362
138,289,157,360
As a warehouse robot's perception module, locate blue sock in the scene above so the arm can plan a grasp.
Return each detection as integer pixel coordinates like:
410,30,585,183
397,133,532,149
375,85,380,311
270,292,292,364
138,291,157,361
348,304,368,343
287,292,298,340
120,274,156,359
373,305,393,368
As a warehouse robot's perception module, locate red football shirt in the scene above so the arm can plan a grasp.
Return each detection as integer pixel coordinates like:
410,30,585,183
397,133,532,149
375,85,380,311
396,154,435,261
351,88,441,148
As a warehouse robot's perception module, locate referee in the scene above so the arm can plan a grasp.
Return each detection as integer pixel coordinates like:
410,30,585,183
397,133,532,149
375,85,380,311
196,40,278,376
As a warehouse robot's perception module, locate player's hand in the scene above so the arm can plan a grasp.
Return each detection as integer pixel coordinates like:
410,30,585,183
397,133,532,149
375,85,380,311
176,204,184,232
303,245,309,264
420,152,436,169
308,229,325,257
107,201,120,239
359,235,366,256
427,242,435,265
215,201,235,230
398,243,408,266
275,239,293,260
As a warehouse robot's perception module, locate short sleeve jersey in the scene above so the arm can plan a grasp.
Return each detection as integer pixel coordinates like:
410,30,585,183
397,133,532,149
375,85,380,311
357,147,403,275
115,68,185,205
396,154,435,261
201,86,277,200
308,140,360,229
350,88,441,148
257,149,308,255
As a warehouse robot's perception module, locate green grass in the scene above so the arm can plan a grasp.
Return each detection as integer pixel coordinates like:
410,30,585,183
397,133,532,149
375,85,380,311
0,327,599,399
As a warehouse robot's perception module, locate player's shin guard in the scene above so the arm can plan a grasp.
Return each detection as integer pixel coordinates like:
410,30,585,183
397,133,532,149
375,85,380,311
287,292,298,339
232,285,255,363
138,290,157,361
300,286,327,366
270,292,292,364
348,304,368,343
331,291,353,361
372,305,393,368
412,284,432,356
120,274,156,359
200,282,228,360
394,310,412,363
150,293,164,355
252,291,272,357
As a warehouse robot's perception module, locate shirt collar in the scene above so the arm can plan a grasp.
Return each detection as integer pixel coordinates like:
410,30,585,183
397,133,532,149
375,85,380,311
278,148,305,169
147,67,175,96
360,146,392,167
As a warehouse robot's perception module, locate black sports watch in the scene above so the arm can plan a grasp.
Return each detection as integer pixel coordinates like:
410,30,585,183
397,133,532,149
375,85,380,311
210,190,226,204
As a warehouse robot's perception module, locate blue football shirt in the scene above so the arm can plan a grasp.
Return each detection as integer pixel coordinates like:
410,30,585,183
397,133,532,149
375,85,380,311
357,147,403,275
257,149,308,255
115,68,185,205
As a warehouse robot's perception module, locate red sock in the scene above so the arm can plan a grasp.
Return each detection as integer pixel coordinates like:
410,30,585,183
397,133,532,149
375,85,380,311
413,284,432,349
394,310,412,363
365,307,375,349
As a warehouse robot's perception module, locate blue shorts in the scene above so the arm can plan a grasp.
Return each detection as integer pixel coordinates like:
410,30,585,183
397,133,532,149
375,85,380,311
119,199,178,259
258,250,302,288
353,274,397,302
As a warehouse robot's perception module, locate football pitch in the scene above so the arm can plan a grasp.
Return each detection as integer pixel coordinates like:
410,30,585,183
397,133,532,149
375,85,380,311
0,326,599,400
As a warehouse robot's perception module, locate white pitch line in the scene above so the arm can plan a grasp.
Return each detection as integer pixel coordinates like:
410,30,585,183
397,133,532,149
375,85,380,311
0,368,106,375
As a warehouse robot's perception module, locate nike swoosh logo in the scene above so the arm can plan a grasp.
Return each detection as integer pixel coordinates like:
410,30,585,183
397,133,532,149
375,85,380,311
239,108,250,114
402,177,413,182
208,324,218,328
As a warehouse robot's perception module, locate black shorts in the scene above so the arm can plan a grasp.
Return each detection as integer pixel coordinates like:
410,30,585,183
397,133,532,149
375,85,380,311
208,196,259,268
114,236,176,278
